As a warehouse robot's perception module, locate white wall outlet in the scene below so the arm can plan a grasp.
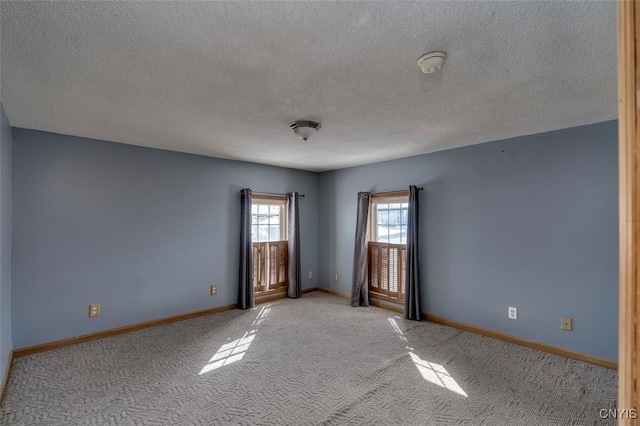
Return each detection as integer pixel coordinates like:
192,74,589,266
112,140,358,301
561,316,572,331
334,273,339,281
508,306,517,320
308,271,313,279
89,304,100,318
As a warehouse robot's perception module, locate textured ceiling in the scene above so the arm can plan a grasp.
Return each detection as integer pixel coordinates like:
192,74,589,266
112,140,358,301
0,1,617,172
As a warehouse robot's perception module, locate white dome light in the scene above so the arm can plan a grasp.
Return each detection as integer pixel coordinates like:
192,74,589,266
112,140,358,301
289,120,321,142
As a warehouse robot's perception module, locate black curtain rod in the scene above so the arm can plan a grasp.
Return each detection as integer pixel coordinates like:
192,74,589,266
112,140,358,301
246,190,305,198
373,187,423,195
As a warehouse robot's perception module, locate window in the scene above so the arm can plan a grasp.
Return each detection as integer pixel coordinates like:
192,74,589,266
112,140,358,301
251,202,285,242
373,201,409,244
368,192,409,302
251,196,288,294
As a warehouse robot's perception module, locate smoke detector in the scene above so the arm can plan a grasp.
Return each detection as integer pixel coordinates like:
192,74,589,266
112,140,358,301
289,120,321,141
417,51,447,74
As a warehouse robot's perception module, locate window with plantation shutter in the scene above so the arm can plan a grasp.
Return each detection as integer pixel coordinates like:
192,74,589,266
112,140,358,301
252,241,288,293
368,192,408,303
251,196,288,294
368,242,406,301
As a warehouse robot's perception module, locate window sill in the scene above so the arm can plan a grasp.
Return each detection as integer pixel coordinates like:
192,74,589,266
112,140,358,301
255,287,288,297
369,291,404,305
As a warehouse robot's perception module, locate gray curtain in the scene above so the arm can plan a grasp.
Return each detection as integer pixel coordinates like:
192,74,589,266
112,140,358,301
351,192,371,307
287,192,301,299
238,188,254,310
404,185,422,320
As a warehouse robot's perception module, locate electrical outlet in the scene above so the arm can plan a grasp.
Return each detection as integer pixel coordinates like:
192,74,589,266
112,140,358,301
334,273,339,281
561,316,572,331
89,304,100,318
210,285,217,296
308,271,313,279
508,306,517,320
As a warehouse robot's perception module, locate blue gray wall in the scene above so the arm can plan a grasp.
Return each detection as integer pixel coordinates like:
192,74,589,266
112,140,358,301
11,121,618,361
319,121,618,361
12,129,319,348
0,105,13,381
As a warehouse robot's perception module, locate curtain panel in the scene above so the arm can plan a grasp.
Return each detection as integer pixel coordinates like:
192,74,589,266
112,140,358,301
287,192,301,298
404,185,422,320
238,188,254,309
351,192,371,307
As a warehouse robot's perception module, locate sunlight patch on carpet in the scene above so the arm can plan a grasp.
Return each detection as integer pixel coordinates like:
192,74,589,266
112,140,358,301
389,317,468,397
408,351,468,397
199,331,254,374
199,305,272,375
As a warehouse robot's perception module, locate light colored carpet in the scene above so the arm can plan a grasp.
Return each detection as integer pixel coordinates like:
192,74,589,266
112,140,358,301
1,292,617,425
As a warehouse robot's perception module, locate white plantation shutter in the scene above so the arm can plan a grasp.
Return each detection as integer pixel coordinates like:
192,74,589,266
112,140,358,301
368,242,405,302
253,241,288,293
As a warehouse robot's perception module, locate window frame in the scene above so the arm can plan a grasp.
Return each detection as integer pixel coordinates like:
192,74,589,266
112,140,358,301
368,191,409,304
368,191,410,244
251,194,289,296
251,195,288,243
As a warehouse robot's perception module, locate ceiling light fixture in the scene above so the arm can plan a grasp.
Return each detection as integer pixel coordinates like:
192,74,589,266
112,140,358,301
417,51,447,74
289,120,321,142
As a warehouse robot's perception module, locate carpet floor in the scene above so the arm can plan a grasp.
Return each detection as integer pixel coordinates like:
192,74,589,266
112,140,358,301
0,292,617,425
